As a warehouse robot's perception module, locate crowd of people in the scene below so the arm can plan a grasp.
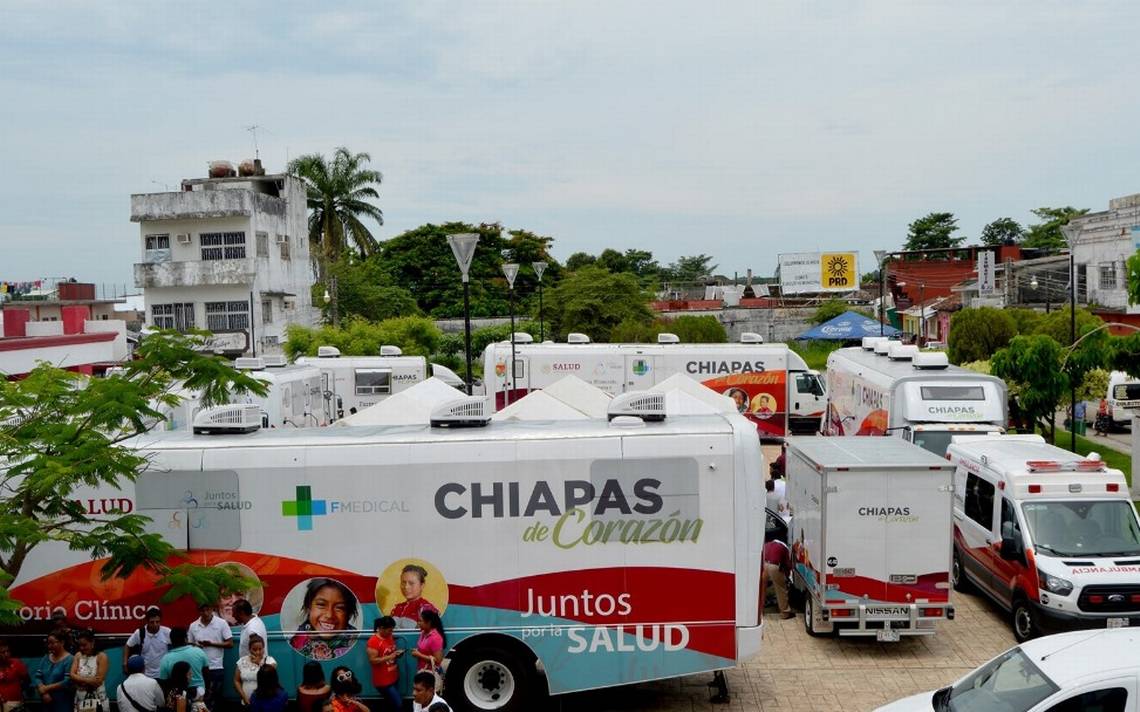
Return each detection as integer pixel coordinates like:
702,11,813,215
0,603,453,712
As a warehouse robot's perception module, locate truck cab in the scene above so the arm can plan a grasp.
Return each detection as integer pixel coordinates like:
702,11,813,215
948,434,1140,642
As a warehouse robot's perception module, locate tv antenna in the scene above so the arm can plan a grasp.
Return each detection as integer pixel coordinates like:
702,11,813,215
151,179,172,191
245,124,262,159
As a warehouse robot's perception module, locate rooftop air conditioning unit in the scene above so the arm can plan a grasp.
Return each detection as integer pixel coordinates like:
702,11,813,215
607,391,667,422
739,332,764,344
430,396,491,428
888,343,919,361
261,355,288,368
176,234,192,245
193,405,262,434
567,333,591,344
317,346,341,358
861,336,887,351
274,234,288,244
379,345,403,356
657,332,680,344
511,332,534,344
234,357,265,370
912,352,950,370
873,341,893,356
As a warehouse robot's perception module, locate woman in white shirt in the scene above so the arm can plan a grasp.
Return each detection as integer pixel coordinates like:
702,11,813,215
232,635,276,707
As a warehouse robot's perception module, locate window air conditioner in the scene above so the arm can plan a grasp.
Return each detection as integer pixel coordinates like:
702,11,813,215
176,234,192,245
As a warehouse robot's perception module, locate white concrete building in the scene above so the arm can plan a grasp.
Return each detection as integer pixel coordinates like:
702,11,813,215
1069,192,1140,314
131,166,318,355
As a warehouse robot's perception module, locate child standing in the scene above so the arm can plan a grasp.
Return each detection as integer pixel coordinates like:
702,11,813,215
328,669,368,712
366,617,403,711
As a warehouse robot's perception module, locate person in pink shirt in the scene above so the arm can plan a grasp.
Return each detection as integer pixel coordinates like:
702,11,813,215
409,611,445,674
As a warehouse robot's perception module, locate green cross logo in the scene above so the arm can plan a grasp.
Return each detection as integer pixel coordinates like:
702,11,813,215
281,486,327,531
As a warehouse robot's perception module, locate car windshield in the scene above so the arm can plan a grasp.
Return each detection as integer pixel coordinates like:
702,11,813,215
941,646,1058,712
1021,500,1140,557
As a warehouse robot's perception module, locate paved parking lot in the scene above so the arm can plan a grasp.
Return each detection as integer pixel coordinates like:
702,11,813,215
557,592,1015,711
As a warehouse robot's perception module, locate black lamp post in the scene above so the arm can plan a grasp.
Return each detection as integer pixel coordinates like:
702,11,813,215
874,250,888,336
447,233,480,395
1062,223,1081,452
502,262,519,406
532,261,547,341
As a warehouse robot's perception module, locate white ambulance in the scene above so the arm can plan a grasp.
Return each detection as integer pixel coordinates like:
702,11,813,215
1107,370,1140,430
947,434,1140,642
483,333,826,437
6,390,767,711
296,346,465,418
785,437,956,640
823,338,1007,455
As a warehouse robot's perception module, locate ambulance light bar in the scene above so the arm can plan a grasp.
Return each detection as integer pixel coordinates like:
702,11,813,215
1025,460,1106,473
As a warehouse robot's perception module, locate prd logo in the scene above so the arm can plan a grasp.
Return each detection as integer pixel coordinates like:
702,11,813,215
282,486,327,531
632,359,650,376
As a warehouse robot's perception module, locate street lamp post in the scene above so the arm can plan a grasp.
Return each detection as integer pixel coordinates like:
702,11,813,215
873,250,888,337
323,276,339,327
447,233,480,395
501,263,520,406
1062,223,1082,452
532,262,547,342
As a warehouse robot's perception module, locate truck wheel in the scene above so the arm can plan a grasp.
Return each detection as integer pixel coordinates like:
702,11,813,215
447,646,534,712
803,596,823,637
952,547,971,593
1011,598,1038,643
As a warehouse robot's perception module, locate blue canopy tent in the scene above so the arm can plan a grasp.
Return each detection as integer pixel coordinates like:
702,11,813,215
796,310,900,341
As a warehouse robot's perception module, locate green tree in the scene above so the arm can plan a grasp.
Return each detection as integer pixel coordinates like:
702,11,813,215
564,252,596,271
1006,307,1043,335
317,258,419,322
610,315,727,343
904,212,964,252
663,254,718,284
947,307,1017,364
0,332,265,623
284,316,443,360
992,335,1069,441
546,266,653,342
1021,207,1089,249
1126,250,1140,307
288,147,385,264
980,217,1024,246
1109,332,1140,379
809,299,871,325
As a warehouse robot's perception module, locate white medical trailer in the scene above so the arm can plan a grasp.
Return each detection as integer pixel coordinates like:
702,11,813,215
483,333,826,437
786,436,956,640
823,339,1007,455
6,394,767,711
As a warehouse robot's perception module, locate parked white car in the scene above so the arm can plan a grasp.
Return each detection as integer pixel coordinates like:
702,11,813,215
876,628,1140,711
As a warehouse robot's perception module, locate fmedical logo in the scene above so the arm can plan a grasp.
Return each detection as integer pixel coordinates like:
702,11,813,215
282,485,410,531
282,486,327,531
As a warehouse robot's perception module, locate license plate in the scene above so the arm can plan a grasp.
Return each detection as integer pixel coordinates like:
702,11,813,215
866,606,909,618
1108,618,1130,629
877,629,901,642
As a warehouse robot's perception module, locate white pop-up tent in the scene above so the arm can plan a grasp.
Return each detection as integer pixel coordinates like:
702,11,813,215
334,377,461,426
541,375,612,418
493,390,590,421
650,373,736,414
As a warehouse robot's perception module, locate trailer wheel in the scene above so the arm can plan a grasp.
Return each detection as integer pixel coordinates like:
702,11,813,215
1011,597,1038,643
952,547,971,593
447,645,534,712
803,596,823,637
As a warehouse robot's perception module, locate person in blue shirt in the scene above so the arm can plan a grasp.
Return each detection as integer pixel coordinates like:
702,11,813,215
34,631,73,712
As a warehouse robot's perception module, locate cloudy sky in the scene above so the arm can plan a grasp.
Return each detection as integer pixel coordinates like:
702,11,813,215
2,1,1138,291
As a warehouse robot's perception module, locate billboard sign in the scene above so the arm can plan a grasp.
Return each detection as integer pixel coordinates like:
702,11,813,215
977,251,996,296
779,252,859,294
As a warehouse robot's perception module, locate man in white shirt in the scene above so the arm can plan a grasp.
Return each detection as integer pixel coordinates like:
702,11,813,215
412,671,450,712
124,607,172,679
231,599,266,659
117,656,165,712
187,603,232,709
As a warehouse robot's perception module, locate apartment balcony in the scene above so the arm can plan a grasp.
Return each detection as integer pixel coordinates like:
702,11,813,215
130,190,258,221
134,259,255,288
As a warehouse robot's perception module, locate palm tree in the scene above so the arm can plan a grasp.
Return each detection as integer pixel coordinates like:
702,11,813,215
287,148,384,267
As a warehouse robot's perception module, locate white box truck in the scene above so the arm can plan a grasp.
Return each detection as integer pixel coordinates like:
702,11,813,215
1106,370,1140,430
5,391,767,711
823,338,1007,455
483,333,826,437
786,436,956,640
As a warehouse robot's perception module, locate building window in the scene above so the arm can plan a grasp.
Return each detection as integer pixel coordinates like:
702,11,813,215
279,235,291,260
144,234,171,263
151,303,195,332
1099,263,1118,290
261,298,273,324
256,232,269,257
200,232,246,261
205,301,250,331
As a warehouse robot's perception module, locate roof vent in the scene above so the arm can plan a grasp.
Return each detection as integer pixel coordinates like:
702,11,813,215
912,352,950,370
379,345,403,357
234,357,265,370
888,343,919,361
511,332,534,344
317,346,341,358
193,405,262,434
739,332,764,344
567,333,591,344
609,415,647,429
430,396,492,428
873,341,893,356
261,355,288,368
607,391,667,422
657,332,680,344
861,336,887,351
